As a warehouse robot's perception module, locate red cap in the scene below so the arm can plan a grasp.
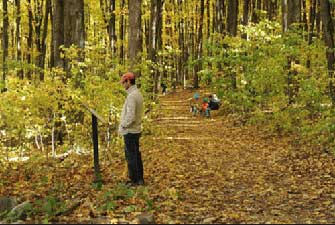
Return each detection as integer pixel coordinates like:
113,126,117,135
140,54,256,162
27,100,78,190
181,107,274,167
120,72,136,83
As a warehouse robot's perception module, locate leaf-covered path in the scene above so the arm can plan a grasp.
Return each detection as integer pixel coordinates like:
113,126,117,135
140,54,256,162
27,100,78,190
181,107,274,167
141,88,335,223
1,88,334,224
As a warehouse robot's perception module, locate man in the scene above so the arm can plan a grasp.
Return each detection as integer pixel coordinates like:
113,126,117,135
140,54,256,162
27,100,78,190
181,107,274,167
119,72,144,186
161,82,167,96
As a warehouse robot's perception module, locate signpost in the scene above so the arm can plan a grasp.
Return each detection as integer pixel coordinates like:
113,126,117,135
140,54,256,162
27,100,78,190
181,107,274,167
81,103,107,184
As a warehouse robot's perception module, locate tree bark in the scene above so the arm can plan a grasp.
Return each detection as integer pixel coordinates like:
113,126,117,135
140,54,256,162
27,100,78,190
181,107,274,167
120,0,125,64
52,0,65,69
39,0,51,81
149,0,164,94
307,0,316,68
100,0,117,55
63,0,85,49
287,0,301,28
128,0,142,73
320,0,335,104
15,0,23,79
2,0,9,92
194,0,205,89
227,0,239,37
216,0,225,33
242,0,250,39
227,0,238,90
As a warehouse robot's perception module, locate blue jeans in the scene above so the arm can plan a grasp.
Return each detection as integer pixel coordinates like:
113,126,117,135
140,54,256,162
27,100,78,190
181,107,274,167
201,108,210,117
205,108,211,117
123,133,144,183
191,106,198,116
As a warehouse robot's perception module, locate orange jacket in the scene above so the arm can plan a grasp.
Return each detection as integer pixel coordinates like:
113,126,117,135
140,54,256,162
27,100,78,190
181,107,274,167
201,102,209,111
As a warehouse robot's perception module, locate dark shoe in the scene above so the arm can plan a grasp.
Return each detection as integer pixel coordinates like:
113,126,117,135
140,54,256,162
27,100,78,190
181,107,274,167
124,179,145,187
136,179,145,186
124,180,134,186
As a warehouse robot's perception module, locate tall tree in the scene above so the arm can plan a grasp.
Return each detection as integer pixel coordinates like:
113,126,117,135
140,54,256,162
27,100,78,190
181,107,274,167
53,0,85,72
242,0,250,39
227,0,239,89
316,0,321,36
281,0,288,32
287,0,301,27
119,0,125,64
100,0,117,55
52,0,65,69
149,0,164,94
284,0,301,104
15,0,23,79
63,0,85,49
27,0,33,79
302,0,308,33
215,0,225,33
128,0,142,72
320,0,335,104
193,0,205,88
40,0,52,80
2,0,9,92
307,0,317,68
177,0,185,87
34,0,52,81
227,0,239,37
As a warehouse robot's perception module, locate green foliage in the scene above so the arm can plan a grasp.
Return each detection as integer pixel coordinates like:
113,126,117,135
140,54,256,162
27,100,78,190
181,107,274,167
203,20,334,153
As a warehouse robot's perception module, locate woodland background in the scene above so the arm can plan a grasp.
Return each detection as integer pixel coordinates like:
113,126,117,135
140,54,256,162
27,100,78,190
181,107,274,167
0,0,335,223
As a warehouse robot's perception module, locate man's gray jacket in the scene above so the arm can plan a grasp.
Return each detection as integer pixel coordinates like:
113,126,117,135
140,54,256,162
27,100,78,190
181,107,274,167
118,85,144,136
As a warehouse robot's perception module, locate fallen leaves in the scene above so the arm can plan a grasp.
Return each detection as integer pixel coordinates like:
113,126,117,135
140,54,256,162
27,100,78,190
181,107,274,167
1,89,335,224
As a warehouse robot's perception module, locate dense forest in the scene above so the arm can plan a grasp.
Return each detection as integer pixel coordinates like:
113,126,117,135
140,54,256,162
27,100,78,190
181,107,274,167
1,0,335,159
0,0,335,223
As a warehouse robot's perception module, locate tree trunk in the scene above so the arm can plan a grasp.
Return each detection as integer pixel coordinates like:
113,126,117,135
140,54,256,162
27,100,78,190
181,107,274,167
52,0,85,75
149,0,164,95
287,0,301,28
302,0,308,34
52,0,65,69
109,0,117,55
128,0,142,73
63,0,85,49
100,0,117,54
64,0,85,85
27,0,34,79
216,0,225,33
307,0,316,68
2,0,9,92
284,0,301,105
120,0,125,64
15,0,23,79
227,0,239,37
282,0,288,32
194,0,205,89
177,0,185,87
320,0,335,104
227,0,238,89
316,0,321,36
242,0,250,39
39,0,51,81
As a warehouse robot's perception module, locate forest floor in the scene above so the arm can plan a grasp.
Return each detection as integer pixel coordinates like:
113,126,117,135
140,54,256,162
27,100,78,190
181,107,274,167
1,88,335,224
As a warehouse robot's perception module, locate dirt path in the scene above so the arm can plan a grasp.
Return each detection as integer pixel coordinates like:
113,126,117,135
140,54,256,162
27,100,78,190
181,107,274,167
1,88,334,224
142,88,335,224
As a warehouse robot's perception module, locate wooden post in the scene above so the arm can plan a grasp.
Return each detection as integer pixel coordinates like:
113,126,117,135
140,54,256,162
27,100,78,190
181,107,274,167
92,114,101,183
81,103,107,184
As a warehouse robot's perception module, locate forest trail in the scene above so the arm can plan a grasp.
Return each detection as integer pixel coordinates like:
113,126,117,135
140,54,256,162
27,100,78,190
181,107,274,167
1,88,334,224
140,88,335,224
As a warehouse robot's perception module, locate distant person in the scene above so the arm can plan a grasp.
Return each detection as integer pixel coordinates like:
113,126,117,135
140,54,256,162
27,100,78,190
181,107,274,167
208,94,220,110
161,83,167,96
119,72,145,186
190,93,201,116
200,97,210,118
